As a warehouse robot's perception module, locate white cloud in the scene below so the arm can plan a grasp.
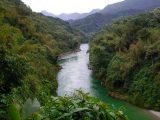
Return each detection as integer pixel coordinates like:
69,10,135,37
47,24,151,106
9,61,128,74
21,0,123,15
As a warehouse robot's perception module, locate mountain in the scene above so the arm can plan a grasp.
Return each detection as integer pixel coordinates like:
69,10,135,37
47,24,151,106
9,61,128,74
0,0,84,93
42,9,101,21
57,9,101,20
41,10,56,17
0,0,84,118
102,0,160,14
70,9,143,34
70,0,160,33
90,8,160,111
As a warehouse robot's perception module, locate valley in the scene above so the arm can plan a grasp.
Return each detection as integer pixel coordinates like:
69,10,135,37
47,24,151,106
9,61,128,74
0,0,160,119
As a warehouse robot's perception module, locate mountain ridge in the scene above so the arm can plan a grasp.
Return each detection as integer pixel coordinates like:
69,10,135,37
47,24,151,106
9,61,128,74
41,9,101,20
102,0,160,14
70,0,160,33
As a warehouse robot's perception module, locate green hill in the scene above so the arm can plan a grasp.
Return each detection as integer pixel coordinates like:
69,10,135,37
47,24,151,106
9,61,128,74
0,0,83,118
90,8,160,111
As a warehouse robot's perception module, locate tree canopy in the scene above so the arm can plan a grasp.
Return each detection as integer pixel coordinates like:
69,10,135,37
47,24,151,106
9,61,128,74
90,8,160,111
0,0,84,118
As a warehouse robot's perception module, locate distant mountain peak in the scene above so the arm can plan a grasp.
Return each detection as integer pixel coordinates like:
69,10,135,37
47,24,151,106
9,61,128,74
102,0,160,14
41,9,101,21
90,9,101,13
41,10,56,17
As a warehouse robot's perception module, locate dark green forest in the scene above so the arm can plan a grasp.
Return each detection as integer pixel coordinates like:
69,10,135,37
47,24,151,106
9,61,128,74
0,0,80,118
0,0,127,119
90,8,160,111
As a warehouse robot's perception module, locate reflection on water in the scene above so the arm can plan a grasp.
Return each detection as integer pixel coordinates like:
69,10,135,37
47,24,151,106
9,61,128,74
57,44,158,120
57,44,91,95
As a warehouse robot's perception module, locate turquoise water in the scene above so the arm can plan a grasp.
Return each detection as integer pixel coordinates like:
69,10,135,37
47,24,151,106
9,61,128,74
57,44,159,120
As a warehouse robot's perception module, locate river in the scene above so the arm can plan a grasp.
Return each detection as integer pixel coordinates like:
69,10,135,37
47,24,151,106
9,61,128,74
57,44,159,120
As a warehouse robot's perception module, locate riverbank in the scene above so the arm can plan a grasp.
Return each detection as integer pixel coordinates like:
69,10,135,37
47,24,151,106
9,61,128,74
57,44,159,120
108,91,160,119
149,110,160,119
108,92,128,101
58,48,81,60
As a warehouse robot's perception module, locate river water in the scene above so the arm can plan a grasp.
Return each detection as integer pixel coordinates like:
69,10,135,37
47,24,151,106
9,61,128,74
57,44,158,120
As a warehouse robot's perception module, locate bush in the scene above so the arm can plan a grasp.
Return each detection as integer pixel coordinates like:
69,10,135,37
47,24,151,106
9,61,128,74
8,91,128,120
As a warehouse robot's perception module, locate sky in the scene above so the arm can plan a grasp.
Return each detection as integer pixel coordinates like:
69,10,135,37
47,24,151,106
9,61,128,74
21,0,123,15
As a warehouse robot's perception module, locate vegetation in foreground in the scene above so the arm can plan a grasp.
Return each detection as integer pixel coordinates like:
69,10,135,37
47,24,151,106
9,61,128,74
90,8,160,111
8,90,128,120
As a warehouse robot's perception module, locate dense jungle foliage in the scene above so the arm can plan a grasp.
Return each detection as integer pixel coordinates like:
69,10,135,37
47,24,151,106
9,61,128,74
8,90,128,120
0,0,84,118
0,0,127,119
90,8,160,111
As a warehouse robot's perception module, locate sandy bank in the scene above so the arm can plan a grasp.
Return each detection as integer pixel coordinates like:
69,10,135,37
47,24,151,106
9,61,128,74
149,110,160,118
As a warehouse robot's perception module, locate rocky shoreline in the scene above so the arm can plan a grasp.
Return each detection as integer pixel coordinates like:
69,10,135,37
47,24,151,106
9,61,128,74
58,49,81,60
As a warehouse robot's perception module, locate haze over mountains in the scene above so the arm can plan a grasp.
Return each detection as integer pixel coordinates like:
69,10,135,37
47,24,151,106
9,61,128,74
41,0,160,34
101,0,160,14
70,0,160,33
42,9,101,20
41,10,56,18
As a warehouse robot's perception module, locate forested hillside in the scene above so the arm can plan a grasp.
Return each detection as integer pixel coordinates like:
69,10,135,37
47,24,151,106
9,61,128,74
0,0,83,118
70,9,143,34
90,8,160,111
71,0,160,34
102,0,160,14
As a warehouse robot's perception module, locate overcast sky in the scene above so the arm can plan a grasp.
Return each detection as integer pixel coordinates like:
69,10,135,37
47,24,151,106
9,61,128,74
21,0,123,15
